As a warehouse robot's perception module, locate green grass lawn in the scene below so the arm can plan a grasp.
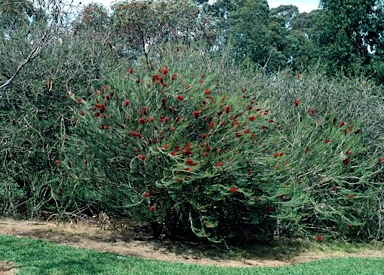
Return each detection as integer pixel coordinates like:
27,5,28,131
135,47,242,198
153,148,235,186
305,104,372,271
1,235,384,275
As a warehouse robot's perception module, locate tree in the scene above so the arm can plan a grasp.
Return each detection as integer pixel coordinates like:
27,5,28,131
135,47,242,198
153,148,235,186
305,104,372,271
228,0,289,72
315,0,384,77
110,0,216,67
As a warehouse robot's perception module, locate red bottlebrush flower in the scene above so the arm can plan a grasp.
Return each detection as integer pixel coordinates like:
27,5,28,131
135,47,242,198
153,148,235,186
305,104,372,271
242,87,247,93
77,98,82,104
149,116,154,122
162,117,169,123
201,133,207,139
144,192,149,198
176,116,182,123
202,100,207,105
229,187,238,193
99,104,106,113
163,144,170,149
310,109,315,115
273,153,279,158
139,155,146,161
333,117,337,124
225,105,230,114
339,121,345,127
129,68,134,74
347,224,353,229
266,206,274,213
162,66,168,75
324,139,330,144
296,73,301,79
95,103,101,108
139,117,146,124
343,158,349,165
171,151,177,156
244,129,251,134
162,82,168,87
278,152,284,157
161,97,167,107
204,89,211,95
331,186,337,191
378,158,384,162
171,73,177,81
94,112,101,118
150,205,155,211
294,99,300,106
203,152,209,157
268,119,274,123
347,194,355,199
199,80,204,84
192,111,200,118
216,161,223,167
261,125,268,129
209,121,215,129
177,95,184,101
285,182,290,186
201,74,206,78
105,95,110,101
170,126,175,131
80,111,86,116
249,115,255,121
55,159,61,165
186,84,191,90
103,125,109,130
185,167,192,172
123,100,130,107
186,158,196,166
304,147,310,153
152,74,159,83
264,110,269,116
316,235,323,241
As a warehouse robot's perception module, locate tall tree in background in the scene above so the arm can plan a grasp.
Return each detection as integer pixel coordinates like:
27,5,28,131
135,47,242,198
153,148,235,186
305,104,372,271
316,0,384,77
228,0,289,72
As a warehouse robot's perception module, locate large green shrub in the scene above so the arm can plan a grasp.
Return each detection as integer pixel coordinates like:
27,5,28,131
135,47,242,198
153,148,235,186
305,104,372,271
63,53,383,242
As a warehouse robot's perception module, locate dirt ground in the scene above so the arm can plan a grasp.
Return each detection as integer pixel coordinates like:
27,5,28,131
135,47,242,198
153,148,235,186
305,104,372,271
0,217,384,272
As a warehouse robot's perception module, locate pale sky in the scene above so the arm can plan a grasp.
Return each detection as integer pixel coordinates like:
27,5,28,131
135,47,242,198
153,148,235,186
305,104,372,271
76,0,319,13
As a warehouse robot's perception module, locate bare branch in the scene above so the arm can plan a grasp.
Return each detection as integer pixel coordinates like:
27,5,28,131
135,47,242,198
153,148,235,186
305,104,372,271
0,22,50,100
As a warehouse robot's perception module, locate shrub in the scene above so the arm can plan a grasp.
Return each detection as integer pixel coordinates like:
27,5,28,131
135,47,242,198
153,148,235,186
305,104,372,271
65,60,383,243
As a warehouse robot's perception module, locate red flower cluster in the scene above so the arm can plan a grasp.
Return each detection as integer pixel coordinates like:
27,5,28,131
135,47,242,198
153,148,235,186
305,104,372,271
229,187,238,193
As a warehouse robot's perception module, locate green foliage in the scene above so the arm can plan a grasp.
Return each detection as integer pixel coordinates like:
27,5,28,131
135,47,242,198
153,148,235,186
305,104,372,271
61,46,384,243
228,0,289,72
315,0,384,77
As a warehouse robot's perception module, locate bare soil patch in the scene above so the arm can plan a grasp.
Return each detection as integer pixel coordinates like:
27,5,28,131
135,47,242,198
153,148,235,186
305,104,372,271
0,217,383,268
0,261,18,275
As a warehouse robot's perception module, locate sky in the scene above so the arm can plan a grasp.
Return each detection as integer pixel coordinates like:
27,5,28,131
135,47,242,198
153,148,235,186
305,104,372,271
76,0,320,13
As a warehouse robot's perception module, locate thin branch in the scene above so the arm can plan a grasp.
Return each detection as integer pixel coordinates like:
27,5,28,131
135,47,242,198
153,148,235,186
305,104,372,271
0,22,50,100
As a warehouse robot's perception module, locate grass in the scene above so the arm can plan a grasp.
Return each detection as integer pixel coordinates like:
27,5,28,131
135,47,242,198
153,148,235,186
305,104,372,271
1,235,384,275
